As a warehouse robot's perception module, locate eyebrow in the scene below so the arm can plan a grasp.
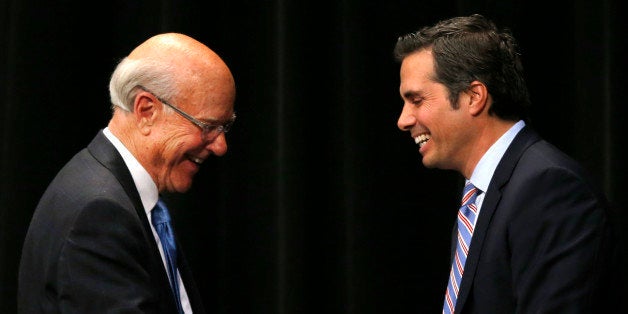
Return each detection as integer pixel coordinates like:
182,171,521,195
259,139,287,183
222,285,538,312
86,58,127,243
402,90,421,99
206,113,236,123
199,117,222,124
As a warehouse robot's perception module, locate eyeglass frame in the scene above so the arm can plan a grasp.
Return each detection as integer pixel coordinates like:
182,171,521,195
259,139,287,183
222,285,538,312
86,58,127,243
137,85,236,141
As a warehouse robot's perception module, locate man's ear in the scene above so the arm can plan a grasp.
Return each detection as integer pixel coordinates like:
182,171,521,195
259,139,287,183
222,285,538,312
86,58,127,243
133,92,158,135
466,80,488,116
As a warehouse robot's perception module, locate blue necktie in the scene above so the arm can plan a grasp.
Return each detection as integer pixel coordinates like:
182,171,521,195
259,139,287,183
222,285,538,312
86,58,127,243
152,199,184,314
443,181,481,314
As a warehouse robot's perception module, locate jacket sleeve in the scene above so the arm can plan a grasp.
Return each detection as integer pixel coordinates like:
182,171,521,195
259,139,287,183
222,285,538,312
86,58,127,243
508,166,613,313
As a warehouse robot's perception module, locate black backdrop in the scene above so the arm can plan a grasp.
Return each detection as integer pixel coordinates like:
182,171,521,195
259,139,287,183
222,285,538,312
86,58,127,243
2,1,627,313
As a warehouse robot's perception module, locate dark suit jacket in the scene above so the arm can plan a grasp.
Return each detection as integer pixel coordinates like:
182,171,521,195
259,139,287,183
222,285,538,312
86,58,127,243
18,130,205,313
453,126,621,313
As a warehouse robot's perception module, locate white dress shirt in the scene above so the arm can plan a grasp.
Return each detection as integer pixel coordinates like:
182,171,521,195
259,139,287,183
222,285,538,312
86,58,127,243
103,127,193,313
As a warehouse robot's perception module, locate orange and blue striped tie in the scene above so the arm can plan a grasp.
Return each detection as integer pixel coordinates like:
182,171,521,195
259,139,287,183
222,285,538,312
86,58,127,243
443,181,481,314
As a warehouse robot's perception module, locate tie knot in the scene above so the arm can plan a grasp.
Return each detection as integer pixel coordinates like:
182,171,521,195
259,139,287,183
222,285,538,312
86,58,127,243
461,181,480,206
152,199,172,225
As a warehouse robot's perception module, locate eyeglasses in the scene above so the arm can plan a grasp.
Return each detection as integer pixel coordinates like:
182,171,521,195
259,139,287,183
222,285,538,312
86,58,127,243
138,86,236,142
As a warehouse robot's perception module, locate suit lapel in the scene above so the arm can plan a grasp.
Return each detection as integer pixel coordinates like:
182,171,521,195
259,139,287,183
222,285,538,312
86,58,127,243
86,130,180,309
88,130,206,313
86,130,145,217
454,126,541,312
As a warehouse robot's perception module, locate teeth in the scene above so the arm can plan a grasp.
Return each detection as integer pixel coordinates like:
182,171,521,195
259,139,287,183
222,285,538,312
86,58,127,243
192,157,203,164
414,134,430,148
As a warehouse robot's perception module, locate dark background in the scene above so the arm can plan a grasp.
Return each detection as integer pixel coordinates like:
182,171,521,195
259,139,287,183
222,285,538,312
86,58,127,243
2,1,627,313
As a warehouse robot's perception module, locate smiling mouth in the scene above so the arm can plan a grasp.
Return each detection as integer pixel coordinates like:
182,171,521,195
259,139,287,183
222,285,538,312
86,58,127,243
414,134,431,148
189,156,204,165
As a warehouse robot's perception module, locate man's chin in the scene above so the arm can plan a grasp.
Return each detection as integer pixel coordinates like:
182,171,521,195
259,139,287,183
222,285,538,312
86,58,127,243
169,177,194,194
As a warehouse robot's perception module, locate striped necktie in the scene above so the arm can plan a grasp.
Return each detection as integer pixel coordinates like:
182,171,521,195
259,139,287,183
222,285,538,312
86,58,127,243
152,198,184,314
443,181,481,314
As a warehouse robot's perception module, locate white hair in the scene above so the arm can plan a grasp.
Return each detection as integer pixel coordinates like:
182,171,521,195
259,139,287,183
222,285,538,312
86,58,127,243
108,57,179,112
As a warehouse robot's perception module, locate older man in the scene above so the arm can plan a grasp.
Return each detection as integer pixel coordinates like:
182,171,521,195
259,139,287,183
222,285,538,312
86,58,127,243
18,33,236,313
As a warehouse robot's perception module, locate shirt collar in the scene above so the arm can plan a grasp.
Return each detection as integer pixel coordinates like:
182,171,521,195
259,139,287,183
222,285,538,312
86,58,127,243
469,120,525,192
103,127,159,213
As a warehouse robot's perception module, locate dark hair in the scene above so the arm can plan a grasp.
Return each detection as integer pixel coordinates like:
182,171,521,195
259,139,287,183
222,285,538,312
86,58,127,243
394,14,530,121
